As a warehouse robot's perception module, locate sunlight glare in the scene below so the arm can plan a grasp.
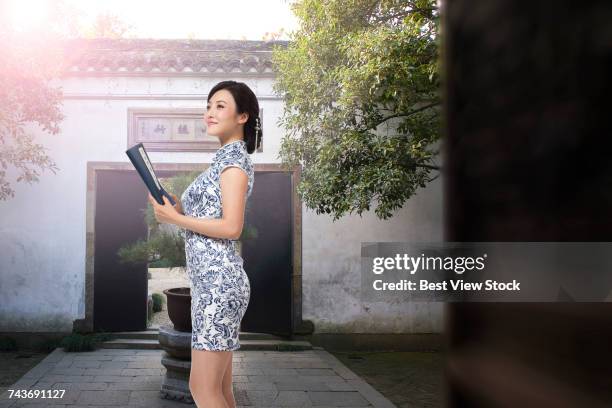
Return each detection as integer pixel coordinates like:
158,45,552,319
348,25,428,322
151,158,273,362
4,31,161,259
6,0,50,32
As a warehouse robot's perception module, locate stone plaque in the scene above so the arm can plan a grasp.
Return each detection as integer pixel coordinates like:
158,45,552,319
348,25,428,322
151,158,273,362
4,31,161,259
128,107,263,152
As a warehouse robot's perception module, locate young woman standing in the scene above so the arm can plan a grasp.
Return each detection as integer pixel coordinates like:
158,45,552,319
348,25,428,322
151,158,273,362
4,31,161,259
148,80,261,407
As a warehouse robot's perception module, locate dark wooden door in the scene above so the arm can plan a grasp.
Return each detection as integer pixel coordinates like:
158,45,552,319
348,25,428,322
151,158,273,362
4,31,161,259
241,171,293,336
94,168,294,335
94,169,149,332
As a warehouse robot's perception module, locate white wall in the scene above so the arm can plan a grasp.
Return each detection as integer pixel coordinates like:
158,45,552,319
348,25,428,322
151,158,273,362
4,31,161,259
0,72,444,334
302,176,445,334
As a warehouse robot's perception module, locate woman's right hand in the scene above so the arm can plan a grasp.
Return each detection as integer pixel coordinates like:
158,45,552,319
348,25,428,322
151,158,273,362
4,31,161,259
170,193,184,215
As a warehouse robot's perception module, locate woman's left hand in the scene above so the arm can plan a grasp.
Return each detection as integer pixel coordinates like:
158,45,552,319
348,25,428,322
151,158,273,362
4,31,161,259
148,193,180,224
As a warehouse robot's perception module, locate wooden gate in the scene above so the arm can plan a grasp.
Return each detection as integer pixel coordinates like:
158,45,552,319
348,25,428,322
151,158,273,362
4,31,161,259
242,171,294,336
93,168,294,335
94,169,148,332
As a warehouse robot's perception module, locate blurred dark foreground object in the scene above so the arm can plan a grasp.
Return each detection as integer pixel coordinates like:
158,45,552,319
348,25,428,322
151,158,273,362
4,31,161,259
444,0,612,407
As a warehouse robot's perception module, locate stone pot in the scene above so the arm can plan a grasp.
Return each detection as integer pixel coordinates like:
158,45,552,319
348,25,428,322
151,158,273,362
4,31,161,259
163,287,192,332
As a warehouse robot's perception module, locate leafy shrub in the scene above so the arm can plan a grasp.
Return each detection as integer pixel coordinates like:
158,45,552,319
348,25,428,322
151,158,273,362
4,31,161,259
149,259,173,268
60,334,95,352
37,338,62,352
0,336,17,351
277,342,309,351
60,332,113,352
152,293,164,312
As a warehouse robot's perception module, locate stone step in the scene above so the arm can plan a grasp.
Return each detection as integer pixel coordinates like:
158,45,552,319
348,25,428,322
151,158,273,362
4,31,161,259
99,339,161,350
239,340,313,351
118,327,287,341
99,337,312,351
109,330,159,340
239,331,287,341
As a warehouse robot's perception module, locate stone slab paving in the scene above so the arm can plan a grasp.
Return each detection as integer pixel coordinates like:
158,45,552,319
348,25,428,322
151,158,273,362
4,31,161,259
0,347,396,408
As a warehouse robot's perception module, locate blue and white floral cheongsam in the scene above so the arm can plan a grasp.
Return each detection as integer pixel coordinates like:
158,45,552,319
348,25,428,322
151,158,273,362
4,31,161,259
180,139,253,351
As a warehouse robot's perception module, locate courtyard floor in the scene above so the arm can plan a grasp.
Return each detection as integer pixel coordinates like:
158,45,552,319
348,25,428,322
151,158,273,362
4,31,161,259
0,347,400,408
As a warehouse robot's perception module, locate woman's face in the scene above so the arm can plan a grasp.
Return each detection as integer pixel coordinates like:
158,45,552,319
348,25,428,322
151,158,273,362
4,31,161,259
205,89,247,140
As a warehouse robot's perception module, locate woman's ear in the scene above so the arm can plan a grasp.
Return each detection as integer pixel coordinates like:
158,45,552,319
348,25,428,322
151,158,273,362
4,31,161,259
238,112,249,125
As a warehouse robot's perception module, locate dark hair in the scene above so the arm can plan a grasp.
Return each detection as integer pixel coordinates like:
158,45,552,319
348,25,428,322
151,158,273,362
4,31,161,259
207,80,262,154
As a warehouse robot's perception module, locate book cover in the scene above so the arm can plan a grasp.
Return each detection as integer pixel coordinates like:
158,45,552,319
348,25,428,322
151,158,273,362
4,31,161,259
126,143,176,206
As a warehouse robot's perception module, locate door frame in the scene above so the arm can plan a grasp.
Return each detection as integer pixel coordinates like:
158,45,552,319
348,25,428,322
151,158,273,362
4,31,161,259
75,161,306,334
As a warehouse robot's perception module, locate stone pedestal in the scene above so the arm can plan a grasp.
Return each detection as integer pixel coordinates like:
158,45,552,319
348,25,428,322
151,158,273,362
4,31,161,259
158,325,193,404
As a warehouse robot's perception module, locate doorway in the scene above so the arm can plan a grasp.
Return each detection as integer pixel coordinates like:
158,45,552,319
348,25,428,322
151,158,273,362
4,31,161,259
90,164,298,335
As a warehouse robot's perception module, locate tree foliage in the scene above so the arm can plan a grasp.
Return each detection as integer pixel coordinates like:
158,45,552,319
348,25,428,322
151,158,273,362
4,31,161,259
0,29,64,200
272,0,440,219
0,3,134,200
83,12,135,39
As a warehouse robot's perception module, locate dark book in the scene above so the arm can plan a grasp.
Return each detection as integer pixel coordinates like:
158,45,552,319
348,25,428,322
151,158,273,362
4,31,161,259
126,143,176,206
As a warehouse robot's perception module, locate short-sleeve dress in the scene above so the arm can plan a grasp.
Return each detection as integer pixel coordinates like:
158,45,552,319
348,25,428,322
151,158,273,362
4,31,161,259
180,139,253,351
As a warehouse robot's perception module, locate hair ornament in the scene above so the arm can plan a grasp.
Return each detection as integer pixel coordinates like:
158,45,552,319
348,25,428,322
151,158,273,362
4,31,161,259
254,116,261,152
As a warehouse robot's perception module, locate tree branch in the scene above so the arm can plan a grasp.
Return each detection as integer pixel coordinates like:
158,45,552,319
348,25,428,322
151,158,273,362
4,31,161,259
374,101,440,127
416,163,440,170
426,173,441,181
370,4,438,25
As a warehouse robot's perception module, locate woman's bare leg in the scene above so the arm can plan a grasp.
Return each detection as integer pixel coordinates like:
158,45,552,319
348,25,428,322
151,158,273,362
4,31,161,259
189,348,231,408
221,351,236,408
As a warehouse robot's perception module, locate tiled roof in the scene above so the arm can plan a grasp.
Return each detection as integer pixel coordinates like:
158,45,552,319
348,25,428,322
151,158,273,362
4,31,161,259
61,38,288,76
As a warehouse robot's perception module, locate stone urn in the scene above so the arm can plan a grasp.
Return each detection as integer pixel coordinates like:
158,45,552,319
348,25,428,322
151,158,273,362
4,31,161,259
163,287,192,331
159,287,194,404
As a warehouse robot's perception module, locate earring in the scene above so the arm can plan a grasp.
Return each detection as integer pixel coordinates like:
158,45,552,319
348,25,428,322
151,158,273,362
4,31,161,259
254,117,260,151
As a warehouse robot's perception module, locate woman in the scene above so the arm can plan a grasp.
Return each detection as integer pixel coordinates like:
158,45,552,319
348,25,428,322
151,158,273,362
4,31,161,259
148,80,260,408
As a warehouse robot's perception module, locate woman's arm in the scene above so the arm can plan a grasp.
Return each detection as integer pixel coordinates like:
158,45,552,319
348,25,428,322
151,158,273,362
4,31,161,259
153,167,248,240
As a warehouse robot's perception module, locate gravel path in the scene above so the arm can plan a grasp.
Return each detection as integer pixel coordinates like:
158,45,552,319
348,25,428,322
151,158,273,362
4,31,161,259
147,267,189,329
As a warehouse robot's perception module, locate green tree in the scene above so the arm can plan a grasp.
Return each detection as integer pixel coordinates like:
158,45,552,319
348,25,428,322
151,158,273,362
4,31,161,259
273,0,440,220
83,12,135,39
0,20,65,200
262,28,287,42
0,4,134,200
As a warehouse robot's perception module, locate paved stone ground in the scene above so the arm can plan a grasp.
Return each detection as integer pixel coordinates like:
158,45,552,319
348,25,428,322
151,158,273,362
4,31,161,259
332,352,444,408
0,348,396,408
0,352,49,399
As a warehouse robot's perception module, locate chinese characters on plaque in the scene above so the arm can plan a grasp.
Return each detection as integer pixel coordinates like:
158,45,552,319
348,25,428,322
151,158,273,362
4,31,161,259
138,117,217,143
128,108,263,152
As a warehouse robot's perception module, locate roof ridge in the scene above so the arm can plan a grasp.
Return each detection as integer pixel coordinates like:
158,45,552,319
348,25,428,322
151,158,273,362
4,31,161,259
59,39,288,76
